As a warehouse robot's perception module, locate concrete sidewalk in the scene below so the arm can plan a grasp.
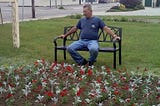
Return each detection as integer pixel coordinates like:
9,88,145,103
94,7,160,16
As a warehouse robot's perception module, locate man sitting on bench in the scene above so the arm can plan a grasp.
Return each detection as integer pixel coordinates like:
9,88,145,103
60,4,120,66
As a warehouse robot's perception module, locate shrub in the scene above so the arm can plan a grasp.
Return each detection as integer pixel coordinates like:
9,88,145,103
120,0,143,8
119,3,126,10
120,17,128,22
58,6,65,9
68,14,83,19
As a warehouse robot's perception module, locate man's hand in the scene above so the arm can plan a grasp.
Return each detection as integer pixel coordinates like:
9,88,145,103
59,34,66,39
113,34,120,42
115,36,120,40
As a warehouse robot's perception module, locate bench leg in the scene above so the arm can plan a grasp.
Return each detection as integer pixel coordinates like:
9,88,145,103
64,50,66,60
119,49,122,65
54,48,57,61
113,52,116,69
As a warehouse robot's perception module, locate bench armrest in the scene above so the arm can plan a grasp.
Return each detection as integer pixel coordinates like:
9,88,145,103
112,38,121,48
53,36,62,47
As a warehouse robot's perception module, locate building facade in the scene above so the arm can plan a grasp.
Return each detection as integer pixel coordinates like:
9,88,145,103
143,0,160,7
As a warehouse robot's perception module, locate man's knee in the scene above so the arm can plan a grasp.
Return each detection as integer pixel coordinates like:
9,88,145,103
90,47,98,53
67,46,74,53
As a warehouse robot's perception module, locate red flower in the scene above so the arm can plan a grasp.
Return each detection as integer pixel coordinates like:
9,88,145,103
122,85,129,91
60,89,68,97
106,68,111,74
9,83,15,87
34,61,39,67
0,82,2,87
125,98,131,102
32,79,37,83
76,88,84,96
33,85,42,92
79,69,85,75
42,79,48,83
78,77,83,81
41,58,45,64
112,83,118,88
101,87,107,92
156,95,160,100
6,93,14,99
66,66,74,73
89,93,96,98
87,69,93,76
120,76,126,81
113,90,119,95
97,77,102,83
132,104,136,106
50,62,57,71
45,91,54,97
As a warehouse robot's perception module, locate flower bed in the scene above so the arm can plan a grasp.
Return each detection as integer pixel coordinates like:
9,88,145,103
0,59,160,106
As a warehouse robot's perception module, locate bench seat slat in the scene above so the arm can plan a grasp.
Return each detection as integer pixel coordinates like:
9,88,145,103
56,46,119,52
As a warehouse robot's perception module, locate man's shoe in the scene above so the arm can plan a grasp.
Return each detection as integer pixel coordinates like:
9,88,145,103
81,59,88,65
89,61,94,66
78,59,88,66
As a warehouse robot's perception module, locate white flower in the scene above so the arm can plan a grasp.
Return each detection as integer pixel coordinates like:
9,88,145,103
0,87,5,94
15,75,20,82
36,94,44,102
97,102,103,106
49,79,56,85
51,97,58,104
8,85,15,94
74,96,82,103
85,98,91,103
22,82,32,96
55,86,60,94
3,81,7,87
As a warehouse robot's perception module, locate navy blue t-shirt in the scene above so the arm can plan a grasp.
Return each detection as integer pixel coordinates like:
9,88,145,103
76,16,106,40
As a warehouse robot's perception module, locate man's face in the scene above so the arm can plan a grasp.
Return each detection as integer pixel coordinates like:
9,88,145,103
83,7,92,18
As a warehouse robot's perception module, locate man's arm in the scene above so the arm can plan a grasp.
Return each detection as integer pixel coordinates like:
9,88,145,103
103,26,120,40
60,26,78,39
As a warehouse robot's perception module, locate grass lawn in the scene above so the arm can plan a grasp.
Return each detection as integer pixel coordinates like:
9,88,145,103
0,16,160,75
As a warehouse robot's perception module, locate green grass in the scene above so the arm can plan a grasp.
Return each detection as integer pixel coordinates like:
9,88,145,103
0,16,160,75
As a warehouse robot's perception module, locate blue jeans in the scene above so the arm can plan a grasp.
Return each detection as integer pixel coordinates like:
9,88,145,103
67,39,99,64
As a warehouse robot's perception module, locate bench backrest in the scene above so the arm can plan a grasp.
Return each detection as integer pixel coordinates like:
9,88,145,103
63,26,122,47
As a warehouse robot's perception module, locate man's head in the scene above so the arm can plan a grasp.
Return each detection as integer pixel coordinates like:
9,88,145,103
83,4,92,18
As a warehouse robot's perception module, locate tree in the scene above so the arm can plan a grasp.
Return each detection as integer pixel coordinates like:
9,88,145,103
120,0,142,8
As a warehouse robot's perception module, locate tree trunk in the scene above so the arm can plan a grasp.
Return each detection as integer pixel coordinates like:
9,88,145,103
31,0,35,18
12,0,20,48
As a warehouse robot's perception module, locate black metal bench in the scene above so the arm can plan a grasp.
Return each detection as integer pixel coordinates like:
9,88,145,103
53,26,122,69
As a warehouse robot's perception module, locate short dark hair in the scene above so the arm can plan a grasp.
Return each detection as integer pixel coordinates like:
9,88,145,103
83,4,92,11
